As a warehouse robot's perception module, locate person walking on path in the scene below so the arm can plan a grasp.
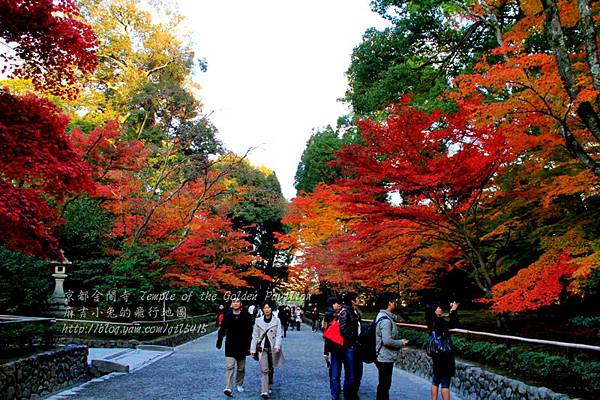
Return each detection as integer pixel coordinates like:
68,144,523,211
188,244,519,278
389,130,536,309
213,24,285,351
216,298,253,397
323,296,344,400
290,306,297,331
338,292,362,400
277,305,289,338
216,304,226,327
251,300,284,399
293,307,303,331
426,301,460,400
311,306,320,332
374,293,410,400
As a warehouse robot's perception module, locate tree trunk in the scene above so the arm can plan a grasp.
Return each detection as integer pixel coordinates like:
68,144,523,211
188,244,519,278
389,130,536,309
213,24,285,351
496,312,509,330
541,0,600,143
478,0,505,53
559,123,600,178
577,0,600,95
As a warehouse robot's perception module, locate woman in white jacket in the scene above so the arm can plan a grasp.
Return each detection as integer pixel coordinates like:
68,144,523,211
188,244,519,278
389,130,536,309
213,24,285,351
250,301,284,399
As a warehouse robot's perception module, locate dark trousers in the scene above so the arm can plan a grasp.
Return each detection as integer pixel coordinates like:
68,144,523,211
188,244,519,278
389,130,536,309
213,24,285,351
329,351,343,400
375,361,394,400
341,345,362,400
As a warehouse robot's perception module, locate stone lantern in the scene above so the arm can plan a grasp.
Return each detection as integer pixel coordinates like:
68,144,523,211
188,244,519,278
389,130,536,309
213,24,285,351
48,254,71,315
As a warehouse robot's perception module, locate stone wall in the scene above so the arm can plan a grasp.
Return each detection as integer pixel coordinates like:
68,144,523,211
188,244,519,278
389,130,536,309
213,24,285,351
396,348,571,400
0,345,89,400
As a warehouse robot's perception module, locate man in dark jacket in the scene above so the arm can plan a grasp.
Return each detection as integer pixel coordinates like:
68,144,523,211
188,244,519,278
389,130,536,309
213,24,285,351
217,298,253,397
311,306,320,332
338,292,362,400
278,305,289,338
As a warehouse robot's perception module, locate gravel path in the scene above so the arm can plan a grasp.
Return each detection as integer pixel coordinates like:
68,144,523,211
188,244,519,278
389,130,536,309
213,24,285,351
47,324,456,399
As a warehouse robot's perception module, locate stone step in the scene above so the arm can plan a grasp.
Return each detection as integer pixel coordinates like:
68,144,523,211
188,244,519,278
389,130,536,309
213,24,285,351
88,347,173,374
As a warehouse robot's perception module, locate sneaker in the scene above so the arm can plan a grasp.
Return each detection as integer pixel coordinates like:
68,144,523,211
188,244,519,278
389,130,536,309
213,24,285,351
261,394,271,399
223,389,233,397
236,385,244,393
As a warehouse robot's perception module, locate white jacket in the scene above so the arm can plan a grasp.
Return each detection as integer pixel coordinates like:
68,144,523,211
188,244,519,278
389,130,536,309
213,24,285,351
251,315,284,367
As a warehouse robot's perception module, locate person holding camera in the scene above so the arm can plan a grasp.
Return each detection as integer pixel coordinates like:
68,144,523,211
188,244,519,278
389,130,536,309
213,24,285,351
374,292,410,400
425,301,460,400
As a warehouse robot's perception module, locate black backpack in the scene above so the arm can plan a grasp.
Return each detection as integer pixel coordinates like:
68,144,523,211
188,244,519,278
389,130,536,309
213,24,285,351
357,316,390,364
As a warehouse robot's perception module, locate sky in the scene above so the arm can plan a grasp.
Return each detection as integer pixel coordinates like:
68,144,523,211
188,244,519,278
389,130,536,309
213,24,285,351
177,0,388,200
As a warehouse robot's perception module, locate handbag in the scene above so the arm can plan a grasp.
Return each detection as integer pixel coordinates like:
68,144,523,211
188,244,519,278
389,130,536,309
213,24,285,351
323,319,344,346
425,330,453,356
253,326,274,360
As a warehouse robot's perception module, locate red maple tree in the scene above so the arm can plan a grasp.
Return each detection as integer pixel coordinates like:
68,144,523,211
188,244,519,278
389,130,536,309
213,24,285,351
0,0,98,98
0,0,98,258
284,98,513,293
328,98,511,293
0,92,95,258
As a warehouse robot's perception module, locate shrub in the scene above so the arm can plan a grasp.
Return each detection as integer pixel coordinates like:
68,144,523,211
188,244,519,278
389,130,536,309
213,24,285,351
568,316,600,328
0,247,52,314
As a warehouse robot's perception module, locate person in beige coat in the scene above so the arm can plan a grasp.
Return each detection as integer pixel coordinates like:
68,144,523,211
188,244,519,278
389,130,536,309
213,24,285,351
250,301,284,399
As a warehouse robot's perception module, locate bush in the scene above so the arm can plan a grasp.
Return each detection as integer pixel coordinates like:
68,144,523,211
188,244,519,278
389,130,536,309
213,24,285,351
0,247,53,314
0,321,57,361
568,316,600,328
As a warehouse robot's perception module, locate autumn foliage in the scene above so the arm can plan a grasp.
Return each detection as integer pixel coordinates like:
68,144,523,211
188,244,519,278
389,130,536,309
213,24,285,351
0,0,98,98
286,99,510,290
0,0,98,259
0,91,95,259
66,120,271,288
285,0,600,313
0,0,277,291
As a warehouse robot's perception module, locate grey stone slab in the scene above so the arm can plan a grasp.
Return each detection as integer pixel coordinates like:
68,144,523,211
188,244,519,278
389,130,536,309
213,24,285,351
90,360,129,374
136,345,174,352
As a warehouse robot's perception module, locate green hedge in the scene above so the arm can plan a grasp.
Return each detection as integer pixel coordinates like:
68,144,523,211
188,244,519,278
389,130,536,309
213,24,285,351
568,316,600,328
398,328,600,397
0,322,57,362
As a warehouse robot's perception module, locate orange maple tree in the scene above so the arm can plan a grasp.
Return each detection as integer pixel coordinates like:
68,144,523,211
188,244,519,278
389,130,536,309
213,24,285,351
70,122,267,288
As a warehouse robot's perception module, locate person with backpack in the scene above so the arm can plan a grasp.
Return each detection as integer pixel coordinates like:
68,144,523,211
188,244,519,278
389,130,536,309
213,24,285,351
425,301,460,400
322,296,343,400
373,293,409,400
338,291,362,400
216,298,253,397
250,300,284,399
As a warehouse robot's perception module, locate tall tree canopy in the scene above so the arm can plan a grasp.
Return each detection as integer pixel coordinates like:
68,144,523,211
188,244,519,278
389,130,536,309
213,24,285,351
294,123,355,194
222,157,290,289
345,0,514,115
0,0,97,259
0,0,98,98
288,0,600,314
